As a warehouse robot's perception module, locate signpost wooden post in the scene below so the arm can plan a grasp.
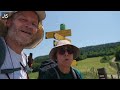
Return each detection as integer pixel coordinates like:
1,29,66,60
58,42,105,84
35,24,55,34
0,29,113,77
45,24,72,46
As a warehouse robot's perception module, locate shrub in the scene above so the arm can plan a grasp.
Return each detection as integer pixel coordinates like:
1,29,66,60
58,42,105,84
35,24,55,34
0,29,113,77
100,56,111,63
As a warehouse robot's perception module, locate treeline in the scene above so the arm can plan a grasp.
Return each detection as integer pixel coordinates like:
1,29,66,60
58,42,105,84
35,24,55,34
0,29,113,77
34,41,120,62
32,55,49,72
78,42,120,60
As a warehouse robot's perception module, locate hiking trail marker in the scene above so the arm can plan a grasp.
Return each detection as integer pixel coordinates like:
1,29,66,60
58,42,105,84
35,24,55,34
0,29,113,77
45,24,72,46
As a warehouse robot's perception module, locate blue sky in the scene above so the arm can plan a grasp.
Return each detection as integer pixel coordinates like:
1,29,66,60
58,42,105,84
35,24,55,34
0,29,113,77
1,11,120,59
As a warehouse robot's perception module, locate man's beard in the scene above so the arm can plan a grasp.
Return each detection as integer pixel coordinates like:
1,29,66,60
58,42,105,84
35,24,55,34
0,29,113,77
7,25,35,47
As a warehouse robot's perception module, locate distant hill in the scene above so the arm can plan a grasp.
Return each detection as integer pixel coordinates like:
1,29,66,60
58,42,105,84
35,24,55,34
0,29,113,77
34,55,49,63
79,42,120,60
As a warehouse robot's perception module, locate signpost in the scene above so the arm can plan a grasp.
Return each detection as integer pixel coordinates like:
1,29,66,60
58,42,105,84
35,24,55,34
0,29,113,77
60,24,66,30
45,29,71,39
45,24,72,47
54,33,71,42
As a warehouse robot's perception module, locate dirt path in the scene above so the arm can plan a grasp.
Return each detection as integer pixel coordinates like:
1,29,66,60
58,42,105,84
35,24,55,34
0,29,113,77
107,74,119,79
111,57,116,62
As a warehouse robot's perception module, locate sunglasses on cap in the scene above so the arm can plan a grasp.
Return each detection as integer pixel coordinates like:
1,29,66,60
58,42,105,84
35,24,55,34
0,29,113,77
57,46,74,55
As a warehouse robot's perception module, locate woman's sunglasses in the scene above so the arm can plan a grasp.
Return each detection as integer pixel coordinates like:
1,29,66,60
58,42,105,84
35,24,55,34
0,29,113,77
57,46,74,55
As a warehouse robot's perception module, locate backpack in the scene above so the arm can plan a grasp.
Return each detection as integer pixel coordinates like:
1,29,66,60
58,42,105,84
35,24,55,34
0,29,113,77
0,37,6,70
39,60,57,72
38,60,57,79
0,37,28,79
38,60,82,79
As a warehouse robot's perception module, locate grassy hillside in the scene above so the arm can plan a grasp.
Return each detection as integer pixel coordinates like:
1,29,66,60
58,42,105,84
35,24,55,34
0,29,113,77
73,57,117,79
74,57,116,74
28,72,39,79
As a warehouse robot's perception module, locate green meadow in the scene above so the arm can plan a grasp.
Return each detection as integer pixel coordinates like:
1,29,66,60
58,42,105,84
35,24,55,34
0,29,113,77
28,72,39,79
73,57,117,79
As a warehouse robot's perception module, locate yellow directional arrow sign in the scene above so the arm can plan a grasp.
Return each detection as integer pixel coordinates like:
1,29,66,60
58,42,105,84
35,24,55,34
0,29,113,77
54,33,71,42
71,60,77,66
45,29,71,39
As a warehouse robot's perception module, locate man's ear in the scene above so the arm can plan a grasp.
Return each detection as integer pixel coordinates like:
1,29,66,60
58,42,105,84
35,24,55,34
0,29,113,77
6,18,12,28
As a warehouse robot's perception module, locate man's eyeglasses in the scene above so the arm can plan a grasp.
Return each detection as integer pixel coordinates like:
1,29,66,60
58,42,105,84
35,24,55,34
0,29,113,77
57,46,74,55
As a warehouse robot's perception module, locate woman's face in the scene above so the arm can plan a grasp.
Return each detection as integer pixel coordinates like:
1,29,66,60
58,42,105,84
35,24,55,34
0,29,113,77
56,45,74,68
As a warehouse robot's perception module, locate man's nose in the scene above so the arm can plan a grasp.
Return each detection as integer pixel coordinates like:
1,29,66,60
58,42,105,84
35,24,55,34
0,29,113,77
25,21,33,28
25,23,37,33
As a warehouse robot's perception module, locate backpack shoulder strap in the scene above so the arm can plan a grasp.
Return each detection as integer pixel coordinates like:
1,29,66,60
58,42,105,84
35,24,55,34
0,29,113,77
71,68,77,79
72,67,83,79
47,67,60,79
23,52,28,64
52,67,60,79
21,53,30,79
0,37,6,69
22,52,28,70
1,67,22,74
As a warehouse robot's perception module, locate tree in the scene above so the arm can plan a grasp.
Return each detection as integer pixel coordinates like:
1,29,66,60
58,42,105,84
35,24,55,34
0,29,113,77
100,56,110,63
115,50,120,61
